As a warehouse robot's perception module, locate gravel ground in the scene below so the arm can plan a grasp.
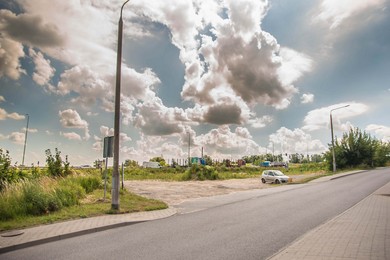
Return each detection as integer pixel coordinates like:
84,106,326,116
124,173,322,206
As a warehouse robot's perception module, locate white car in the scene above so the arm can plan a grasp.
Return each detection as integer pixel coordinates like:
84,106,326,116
261,170,290,184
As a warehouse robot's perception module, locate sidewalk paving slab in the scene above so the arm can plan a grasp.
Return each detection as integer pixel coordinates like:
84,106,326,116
0,208,176,254
270,179,390,260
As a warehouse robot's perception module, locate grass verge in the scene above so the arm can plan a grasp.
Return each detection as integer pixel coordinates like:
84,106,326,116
0,188,167,232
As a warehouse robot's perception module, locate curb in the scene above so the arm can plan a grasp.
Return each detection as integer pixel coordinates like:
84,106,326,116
0,208,177,254
329,170,367,180
0,221,145,254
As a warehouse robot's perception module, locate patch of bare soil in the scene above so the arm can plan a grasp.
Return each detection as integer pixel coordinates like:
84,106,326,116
124,173,321,206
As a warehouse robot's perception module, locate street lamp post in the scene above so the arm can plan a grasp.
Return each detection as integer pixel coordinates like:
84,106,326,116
330,105,349,172
22,114,29,166
112,0,130,210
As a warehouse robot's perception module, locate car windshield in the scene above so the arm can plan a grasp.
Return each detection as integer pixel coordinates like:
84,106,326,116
273,171,285,176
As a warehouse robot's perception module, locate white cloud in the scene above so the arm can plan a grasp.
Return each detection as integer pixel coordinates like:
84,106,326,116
366,124,390,142
277,47,313,86
134,97,186,136
0,36,25,80
0,96,5,102
57,65,109,104
61,132,82,141
180,2,312,111
0,9,65,48
29,48,56,87
0,108,25,120
301,93,314,104
87,112,98,116
22,127,38,133
197,125,260,156
59,109,90,140
248,115,273,129
100,126,114,137
120,133,132,143
59,109,88,128
132,0,200,49
269,127,327,155
226,0,269,42
8,132,25,145
303,102,369,131
314,0,386,29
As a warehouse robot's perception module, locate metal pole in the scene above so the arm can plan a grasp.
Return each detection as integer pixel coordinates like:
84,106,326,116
22,114,29,166
330,112,336,172
188,132,191,167
112,0,130,210
121,162,124,190
330,105,350,172
104,157,108,200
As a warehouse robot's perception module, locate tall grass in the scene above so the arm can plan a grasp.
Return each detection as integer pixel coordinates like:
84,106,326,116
0,174,102,221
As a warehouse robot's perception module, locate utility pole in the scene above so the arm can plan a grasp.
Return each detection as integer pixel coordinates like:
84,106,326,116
330,105,349,172
22,114,29,166
112,0,130,210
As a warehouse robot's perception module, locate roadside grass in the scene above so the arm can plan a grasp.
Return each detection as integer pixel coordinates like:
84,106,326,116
124,163,329,181
0,188,167,232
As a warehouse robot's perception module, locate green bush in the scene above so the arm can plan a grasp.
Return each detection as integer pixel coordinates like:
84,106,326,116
0,149,31,191
54,184,84,207
45,148,71,177
21,179,67,216
182,165,219,180
77,175,102,193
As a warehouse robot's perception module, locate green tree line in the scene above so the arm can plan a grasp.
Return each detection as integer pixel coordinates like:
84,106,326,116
325,128,390,170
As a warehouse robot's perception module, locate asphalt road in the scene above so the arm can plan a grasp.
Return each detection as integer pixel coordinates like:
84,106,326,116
3,168,390,260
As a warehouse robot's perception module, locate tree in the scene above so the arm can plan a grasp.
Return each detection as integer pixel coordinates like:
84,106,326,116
325,128,389,170
45,148,70,177
203,155,213,166
150,157,166,166
124,159,138,167
0,149,13,190
0,149,30,191
373,141,390,167
311,154,325,163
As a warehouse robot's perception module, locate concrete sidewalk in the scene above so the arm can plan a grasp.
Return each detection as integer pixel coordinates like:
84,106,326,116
270,179,390,260
0,208,176,254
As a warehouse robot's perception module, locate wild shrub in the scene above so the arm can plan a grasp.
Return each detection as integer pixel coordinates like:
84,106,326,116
182,165,219,180
45,148,71,177
0,175,93,221
0,149,29,191
22,179,62,215
54,184,84,207
76,175,102,193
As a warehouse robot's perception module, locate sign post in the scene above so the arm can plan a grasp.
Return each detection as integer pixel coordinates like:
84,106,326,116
103,136,114,200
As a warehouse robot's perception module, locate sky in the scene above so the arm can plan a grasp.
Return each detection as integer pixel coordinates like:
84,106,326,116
0,0,389,166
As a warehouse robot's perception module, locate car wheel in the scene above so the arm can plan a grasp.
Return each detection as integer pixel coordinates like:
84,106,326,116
274,179,280,184
261,178,266,183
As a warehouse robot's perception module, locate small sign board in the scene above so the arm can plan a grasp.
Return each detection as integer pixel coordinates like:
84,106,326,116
103,136,114,158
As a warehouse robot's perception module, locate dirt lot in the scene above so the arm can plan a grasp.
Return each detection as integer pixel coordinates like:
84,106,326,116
124,173,322,206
